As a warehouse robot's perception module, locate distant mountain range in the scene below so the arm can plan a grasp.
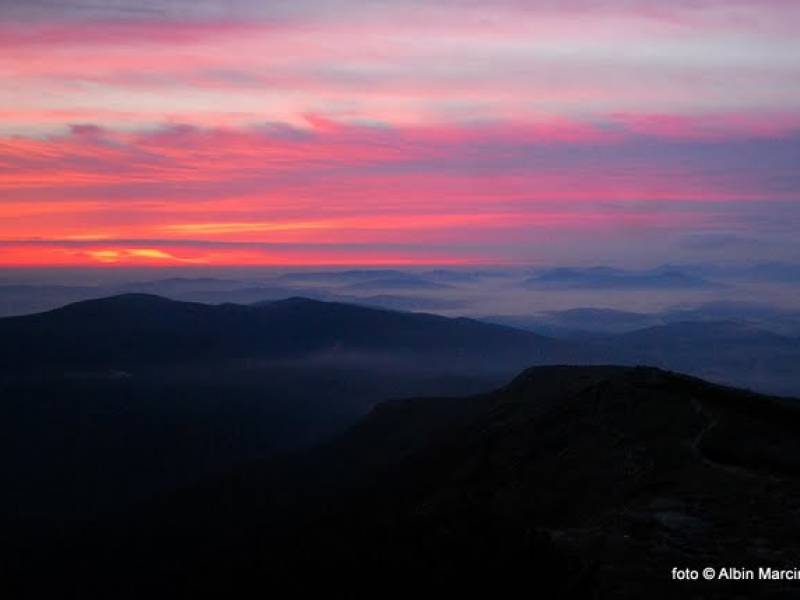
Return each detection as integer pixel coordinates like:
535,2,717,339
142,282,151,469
485,302,800,339
2,264,799,322
7,365,800,598
598,321,800,394
485,309,800,396
523,266,719,290
0,293,569,371
484,307,663,336
3,293,799,396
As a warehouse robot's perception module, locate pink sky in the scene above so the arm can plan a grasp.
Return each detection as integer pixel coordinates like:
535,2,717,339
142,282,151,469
1,0,798,266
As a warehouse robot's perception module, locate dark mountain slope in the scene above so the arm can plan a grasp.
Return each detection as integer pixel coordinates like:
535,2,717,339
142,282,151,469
15,366,800,599
0,295,581,516
0,294,571,371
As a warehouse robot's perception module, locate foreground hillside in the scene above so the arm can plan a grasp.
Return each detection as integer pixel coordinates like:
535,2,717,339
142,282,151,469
9,366,800,599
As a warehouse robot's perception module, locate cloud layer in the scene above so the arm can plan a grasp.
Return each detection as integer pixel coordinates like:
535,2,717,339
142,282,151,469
1,1,798,265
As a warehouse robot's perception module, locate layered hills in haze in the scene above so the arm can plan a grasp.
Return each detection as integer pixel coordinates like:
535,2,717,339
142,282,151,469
0,294,574,515
0,294,569,371
3,293,800,517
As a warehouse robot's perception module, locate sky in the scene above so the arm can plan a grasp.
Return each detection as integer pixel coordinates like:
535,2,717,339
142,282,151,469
0,0,799,267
